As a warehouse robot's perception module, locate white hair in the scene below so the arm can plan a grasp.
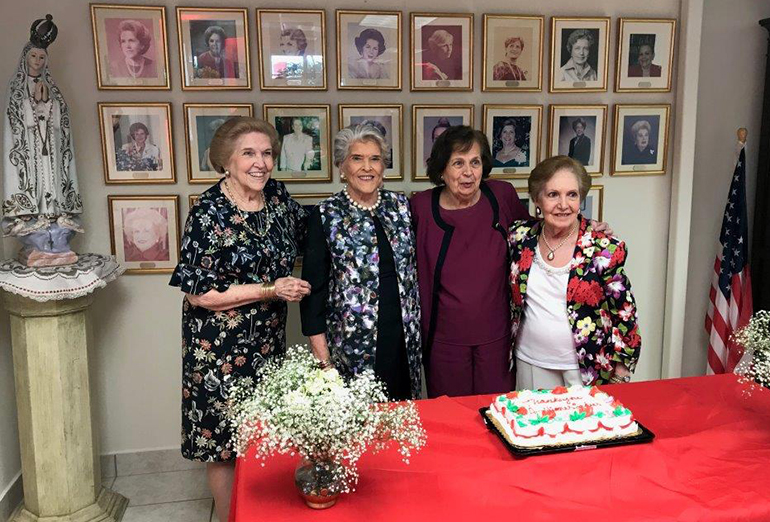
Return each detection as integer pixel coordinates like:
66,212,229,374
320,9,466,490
333,124,390,167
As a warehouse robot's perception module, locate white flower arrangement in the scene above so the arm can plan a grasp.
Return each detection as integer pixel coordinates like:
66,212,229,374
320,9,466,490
734,310,770,391
227,345,427,493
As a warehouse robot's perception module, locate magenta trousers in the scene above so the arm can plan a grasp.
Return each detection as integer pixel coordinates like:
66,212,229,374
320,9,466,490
426,334,513,398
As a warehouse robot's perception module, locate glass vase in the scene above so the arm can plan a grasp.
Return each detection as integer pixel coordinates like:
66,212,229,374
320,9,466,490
294,458,342,509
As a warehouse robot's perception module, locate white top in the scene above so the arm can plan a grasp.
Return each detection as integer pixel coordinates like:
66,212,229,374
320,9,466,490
515,247,579,370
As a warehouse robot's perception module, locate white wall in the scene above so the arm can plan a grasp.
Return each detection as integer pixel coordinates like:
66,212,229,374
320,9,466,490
682,0,770,377
0,0,697,462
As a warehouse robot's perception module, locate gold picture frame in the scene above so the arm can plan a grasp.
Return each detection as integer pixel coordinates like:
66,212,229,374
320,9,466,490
338,104,404,180
183,103,254,184
483,104,543,179
547,104,608,177
263,104,332,183
482,14,544,92
98,102,175,184
411,104,474,181
549,16,610,93
410,12,473,91
176,7,252,91
510,181,531,210
188,194,200,209
336,10,401,90
611,104,671,176
108,194,180,275
256,9,327,90
615,18,677,93
90,4,171,90
583,185,604,222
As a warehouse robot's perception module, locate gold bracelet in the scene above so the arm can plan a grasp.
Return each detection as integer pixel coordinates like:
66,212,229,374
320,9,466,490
261,282,276,300
317,358,333,370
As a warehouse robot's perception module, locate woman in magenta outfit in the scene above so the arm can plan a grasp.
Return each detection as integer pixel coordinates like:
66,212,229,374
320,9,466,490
410,126,528,397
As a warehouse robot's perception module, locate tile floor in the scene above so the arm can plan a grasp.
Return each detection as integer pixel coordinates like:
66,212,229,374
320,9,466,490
102,450,221,522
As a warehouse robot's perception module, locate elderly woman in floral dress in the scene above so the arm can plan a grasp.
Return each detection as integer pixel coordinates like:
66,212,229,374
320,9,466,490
509,155,641,388
300,124,422,400
169,117,310,521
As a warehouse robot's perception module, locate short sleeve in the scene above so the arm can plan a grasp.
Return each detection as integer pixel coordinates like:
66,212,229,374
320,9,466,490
168,201,228,295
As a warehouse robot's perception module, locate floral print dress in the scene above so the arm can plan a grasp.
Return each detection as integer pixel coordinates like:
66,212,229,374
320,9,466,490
169,179,306,462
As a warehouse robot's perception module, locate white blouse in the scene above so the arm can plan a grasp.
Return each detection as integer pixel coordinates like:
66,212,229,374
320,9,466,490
515,247,579,370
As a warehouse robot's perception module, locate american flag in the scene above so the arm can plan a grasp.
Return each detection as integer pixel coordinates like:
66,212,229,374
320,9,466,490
705,146,753,374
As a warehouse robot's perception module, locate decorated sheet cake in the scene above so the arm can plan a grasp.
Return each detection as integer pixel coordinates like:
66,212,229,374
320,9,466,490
487,385,640,448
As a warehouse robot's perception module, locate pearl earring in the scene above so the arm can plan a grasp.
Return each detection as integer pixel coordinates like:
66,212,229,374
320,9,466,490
224,170,230,176
535,206,542,216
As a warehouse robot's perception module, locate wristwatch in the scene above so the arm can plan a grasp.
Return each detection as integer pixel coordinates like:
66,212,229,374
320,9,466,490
610,374,631,384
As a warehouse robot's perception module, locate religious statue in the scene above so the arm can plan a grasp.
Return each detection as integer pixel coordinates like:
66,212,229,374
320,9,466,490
2,14,83,266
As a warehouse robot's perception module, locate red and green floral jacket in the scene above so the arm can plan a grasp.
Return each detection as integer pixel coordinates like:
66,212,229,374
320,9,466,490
508,216,641,385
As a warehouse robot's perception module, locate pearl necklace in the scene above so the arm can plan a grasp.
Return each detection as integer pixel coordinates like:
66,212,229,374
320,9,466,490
343,187,381,212
540,221,578,261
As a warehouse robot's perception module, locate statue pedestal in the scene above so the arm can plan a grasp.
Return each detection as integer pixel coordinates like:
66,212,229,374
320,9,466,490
0,255,127,521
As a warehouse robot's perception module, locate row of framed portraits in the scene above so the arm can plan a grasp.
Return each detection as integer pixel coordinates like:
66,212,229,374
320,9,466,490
108,186,605,274
97,102,670,185
91,5,676,93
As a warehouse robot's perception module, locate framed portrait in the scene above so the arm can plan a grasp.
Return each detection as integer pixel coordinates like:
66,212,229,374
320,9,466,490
264,104,331,182
482,14,544,92
611,104,671,176
108,195,180,274
483,104,543,179
98,102,175,184
550,17,610,93
336,10,401,90
338,104,403,180
290,192,333,269
257,9,327,90
616,18,676,93
547,104,607,177
176,7,251,90
183,103,253,184
510,181,531,213
412,104,474,181
410,13,473,91
90,4,170,90
581,185,604,221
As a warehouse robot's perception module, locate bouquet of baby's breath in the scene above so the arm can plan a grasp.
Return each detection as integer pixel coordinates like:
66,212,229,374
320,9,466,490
227,345,427,493
734,310,770,391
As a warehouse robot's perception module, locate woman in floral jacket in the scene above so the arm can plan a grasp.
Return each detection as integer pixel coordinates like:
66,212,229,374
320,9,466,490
300,124,422,400
509,156,641,388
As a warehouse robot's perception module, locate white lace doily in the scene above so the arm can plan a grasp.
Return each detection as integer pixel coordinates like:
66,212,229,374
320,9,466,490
0,253,125,302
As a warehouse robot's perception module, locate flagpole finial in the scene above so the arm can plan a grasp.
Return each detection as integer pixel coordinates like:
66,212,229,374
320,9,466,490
737,128,748,144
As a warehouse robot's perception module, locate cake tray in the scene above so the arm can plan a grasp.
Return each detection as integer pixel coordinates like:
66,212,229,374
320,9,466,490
479,407,655,458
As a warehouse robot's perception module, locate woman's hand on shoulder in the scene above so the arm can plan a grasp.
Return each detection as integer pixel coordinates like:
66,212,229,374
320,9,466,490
590,219,613,236
274,276,311,302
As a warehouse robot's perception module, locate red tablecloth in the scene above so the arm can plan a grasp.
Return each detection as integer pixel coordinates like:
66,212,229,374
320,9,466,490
230,374,770,521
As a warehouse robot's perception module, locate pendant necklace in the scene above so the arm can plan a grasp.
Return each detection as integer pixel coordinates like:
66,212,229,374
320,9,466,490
540,222,577,261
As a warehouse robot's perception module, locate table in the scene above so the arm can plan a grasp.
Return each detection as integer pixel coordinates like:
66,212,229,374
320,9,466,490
230,374,770,521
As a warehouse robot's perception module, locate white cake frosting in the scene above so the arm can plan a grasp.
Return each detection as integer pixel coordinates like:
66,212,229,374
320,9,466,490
488,385,639,448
